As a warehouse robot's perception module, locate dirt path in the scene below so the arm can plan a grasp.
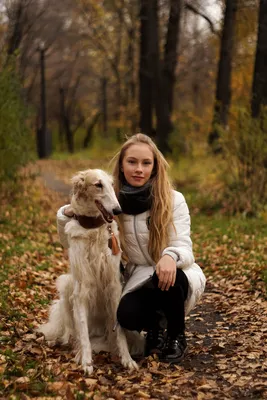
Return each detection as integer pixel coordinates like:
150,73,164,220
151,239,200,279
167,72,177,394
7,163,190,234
38,168,267,400
41,171,71,197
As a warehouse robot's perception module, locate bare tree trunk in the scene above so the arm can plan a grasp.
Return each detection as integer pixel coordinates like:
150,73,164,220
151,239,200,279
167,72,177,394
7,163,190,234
156,0,182,153
129,27,137,132
115,7,123,141
7,0,24,56
149,0,165,144
116,77,122,141
64,120,74,153
128,28,136,103
60,87,74,153
209,0,238,151
139,0,154,136
148,0,160,139
83,112,101,148
59,87,65,150
101,77,108,136
40,47,47,155
163,0,182,114
125,24,138,132
251,0,267,118
191,18,202,121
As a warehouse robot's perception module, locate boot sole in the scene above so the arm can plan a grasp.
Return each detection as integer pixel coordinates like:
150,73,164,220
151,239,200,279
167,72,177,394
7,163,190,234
160,347,188,364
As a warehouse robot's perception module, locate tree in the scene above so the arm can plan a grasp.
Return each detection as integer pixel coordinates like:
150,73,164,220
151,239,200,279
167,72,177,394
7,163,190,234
139,0,182,153
208,0,238,152
251,0,267,118
156,0,182,153
6,0,32,56
59,75,85,154
83,111,101,148
75,0,140,138
139,0,154,136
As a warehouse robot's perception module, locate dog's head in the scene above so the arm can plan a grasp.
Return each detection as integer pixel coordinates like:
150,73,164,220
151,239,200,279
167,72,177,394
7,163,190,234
70,169,121,222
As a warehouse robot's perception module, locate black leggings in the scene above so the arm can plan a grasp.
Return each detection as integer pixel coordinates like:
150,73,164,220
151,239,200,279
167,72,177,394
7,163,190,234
117,269,189,338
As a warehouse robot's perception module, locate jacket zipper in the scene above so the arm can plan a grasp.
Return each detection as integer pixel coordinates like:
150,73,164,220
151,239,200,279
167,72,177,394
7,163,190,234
113,215,153,332
134,215,154,266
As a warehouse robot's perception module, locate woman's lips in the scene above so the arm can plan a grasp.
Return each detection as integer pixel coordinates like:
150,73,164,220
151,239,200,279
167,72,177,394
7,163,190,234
132,176,144,180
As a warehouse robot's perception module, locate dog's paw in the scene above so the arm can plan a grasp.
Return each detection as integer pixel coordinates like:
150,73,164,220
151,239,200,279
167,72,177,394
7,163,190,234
47,340,57,347
121,356,139,371
83,363,93,375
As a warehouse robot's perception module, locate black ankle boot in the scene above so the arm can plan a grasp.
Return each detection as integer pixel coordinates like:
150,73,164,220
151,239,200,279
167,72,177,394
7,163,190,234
160,334,187,364
145,328,165,357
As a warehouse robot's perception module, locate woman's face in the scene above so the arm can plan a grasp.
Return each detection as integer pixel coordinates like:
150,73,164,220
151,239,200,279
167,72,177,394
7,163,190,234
121,143,154,187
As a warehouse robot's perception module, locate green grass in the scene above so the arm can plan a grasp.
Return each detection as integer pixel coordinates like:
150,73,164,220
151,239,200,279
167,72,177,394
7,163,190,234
192,213,267,238
52,129,122,164
190,213,267,295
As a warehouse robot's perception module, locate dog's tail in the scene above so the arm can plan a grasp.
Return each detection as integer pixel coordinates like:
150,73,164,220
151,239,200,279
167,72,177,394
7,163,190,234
37,274,74,345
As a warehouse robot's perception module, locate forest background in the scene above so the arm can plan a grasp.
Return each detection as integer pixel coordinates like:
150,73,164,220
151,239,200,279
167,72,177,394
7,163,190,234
1,0,267,216
0,1,267,399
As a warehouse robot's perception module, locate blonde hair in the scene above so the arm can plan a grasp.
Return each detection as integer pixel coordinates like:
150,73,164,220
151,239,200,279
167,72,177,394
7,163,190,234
112,133,174,263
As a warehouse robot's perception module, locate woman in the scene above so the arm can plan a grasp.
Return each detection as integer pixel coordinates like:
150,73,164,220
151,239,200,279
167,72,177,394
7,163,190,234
57,133,206,364
113,133,206,363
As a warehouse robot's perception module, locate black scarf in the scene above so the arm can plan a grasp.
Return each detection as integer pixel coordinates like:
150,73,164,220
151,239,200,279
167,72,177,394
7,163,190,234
118,181,153,215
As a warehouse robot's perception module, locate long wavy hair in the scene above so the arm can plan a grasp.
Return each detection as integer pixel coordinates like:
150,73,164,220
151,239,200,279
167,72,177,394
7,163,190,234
112,133,174,263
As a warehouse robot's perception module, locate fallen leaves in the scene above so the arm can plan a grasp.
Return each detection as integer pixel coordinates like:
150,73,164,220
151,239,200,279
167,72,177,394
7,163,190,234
0,160,267,399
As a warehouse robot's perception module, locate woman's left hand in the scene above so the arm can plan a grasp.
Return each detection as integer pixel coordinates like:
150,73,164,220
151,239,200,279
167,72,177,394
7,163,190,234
156,255,177,291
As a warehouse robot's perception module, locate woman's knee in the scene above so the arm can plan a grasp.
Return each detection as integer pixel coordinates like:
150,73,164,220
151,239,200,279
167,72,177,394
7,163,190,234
117,295,142,331
172,270,189,297
152,269,189,299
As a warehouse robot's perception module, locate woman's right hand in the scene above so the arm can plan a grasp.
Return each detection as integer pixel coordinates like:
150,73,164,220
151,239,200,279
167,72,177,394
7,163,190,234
64,205,74,217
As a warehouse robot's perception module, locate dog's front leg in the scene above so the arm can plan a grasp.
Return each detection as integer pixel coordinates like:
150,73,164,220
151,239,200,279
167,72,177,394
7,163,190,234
73,283,93,374
115,325,139,371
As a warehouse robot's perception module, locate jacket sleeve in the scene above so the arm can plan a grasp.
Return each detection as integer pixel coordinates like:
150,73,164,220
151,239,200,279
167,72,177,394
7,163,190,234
57,205,71,249
161,192,195,268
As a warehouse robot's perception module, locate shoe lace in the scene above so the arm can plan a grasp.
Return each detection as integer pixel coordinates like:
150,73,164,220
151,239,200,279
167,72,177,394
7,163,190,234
147,329,154,341
166,334,185,349
147,328,164,342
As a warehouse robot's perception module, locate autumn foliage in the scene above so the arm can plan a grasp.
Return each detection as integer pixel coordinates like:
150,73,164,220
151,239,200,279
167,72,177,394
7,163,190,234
0,2,267,396
0,160,266,399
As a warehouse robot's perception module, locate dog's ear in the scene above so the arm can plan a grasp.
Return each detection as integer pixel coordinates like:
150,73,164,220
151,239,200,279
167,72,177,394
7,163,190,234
71,173,86,198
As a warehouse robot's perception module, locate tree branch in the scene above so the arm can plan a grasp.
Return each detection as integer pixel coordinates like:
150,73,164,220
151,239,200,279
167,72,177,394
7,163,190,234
185,3,220,37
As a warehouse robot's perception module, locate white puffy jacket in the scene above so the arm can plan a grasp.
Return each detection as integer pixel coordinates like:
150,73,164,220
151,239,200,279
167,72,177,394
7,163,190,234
57,190,206,316
120,190,206,315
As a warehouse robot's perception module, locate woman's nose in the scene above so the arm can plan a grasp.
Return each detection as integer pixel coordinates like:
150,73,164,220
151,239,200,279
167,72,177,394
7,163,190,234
135,163,143,172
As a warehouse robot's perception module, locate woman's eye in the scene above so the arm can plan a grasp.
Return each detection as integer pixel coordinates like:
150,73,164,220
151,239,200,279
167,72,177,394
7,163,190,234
95,183,103,188
144,161,152,165
128,160,135,164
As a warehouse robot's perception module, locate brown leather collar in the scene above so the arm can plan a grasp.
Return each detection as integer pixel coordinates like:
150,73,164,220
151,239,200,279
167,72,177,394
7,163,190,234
74,214,106,229
73,214,120,255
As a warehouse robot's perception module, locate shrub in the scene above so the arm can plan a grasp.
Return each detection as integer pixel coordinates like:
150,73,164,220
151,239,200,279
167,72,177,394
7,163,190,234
0,58,34,187
220,107,267,215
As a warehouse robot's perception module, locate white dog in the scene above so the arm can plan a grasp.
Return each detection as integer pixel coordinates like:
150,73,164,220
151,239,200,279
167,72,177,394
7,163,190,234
38,169,138,374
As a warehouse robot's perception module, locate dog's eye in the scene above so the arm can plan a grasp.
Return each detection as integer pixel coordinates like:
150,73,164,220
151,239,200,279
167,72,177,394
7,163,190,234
95,182,103,189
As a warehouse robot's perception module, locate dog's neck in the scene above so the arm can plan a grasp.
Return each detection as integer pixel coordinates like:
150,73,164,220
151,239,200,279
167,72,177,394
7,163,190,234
73,214,120,255
74,214,106,229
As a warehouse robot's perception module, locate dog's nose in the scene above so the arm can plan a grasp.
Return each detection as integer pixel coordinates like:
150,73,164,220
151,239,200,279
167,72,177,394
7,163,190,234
113,206,122,215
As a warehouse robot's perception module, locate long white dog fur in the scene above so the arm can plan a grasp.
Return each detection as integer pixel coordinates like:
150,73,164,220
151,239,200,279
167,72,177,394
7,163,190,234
38,169,139,374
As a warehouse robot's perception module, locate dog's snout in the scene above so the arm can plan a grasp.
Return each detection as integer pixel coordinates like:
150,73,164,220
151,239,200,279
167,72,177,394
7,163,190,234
113,206,122,216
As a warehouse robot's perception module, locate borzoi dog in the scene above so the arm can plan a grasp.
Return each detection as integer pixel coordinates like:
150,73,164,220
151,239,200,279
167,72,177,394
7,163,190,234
38,169,138,374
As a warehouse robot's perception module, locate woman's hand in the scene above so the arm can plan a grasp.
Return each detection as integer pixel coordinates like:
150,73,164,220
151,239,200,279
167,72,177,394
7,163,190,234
156,255,177,291
64,205,74,217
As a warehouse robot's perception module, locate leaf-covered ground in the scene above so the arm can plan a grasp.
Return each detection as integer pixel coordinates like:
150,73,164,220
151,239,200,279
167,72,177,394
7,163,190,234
0,160,266,399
